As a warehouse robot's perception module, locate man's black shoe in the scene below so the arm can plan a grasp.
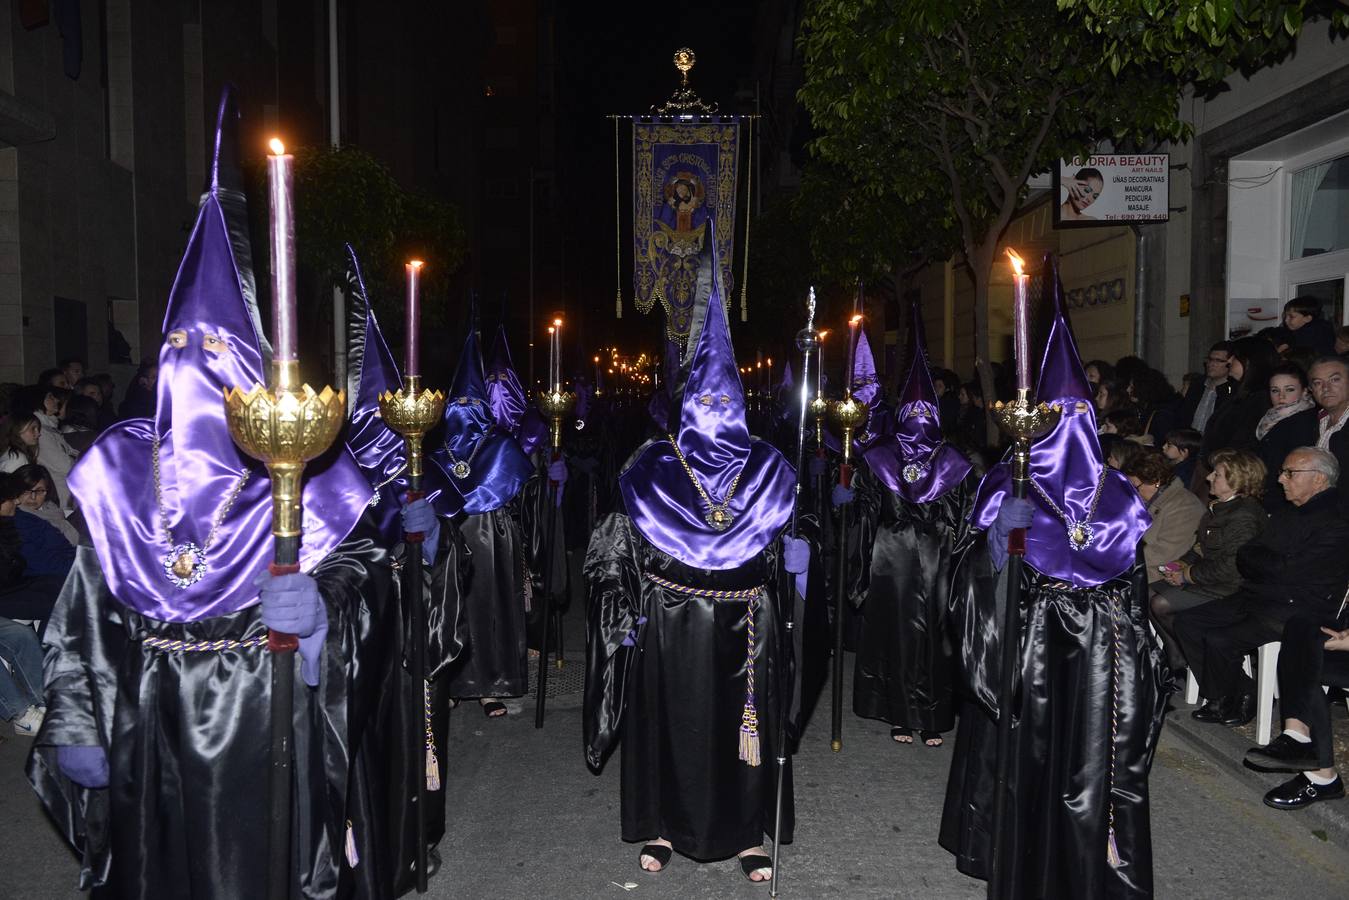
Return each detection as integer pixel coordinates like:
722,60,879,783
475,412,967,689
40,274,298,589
1191,698,1225,722
1244,734,1319,773
1263,774,1345,810
1217,693,1256,727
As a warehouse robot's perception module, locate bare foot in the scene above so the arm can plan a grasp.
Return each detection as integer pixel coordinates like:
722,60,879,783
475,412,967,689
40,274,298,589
891,727,913,744
640,838,672,872
921,730,944,747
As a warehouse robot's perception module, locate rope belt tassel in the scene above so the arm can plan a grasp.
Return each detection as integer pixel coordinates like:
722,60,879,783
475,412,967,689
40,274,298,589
424,679,441,792
738,592,762,767
1106,592,1123,868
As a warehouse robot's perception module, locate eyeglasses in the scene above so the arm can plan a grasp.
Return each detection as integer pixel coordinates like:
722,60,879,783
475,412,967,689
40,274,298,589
1205,356,1231,365
24,486,47,497
1279,468,1318,477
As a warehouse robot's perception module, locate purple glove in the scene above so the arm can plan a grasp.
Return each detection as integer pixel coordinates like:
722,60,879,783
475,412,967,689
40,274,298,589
401,497,440,566
831,483,855,507
783,536,810,574
57,745,109,789
809,455,826,478
988,497,1035,571
256,571,328,688
548,458,568,507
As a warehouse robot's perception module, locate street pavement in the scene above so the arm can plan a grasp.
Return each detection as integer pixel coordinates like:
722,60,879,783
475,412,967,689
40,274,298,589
6,641,1349,898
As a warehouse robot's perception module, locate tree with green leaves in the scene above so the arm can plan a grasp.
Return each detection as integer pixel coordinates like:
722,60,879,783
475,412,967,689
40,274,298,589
799,0,1343,422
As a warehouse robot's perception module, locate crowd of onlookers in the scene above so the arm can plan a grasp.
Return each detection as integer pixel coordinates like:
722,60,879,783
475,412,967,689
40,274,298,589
0,356,161,739
930,296,1349,811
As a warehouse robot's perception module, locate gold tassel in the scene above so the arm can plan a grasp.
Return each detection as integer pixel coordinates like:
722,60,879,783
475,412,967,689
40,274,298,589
425,745,442,792
1106,828,1121,868
738,711,761,767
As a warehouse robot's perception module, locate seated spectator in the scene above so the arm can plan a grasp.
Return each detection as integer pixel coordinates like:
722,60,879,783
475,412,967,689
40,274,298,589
1310,356,1349,515
1150,448,1268,670
84,373,118,430
1103,435,1144,472
11,385,78,510
60,394,101,452
1334,325,1349,357
11,465,77,546
0,413,41,473
1101,407,1149,444
1243,613,1349,810
1181,341,1236,433
36,368,68,390
1284,296,1336,356
1162,427,1202,489
8,469,76,579
119,359,157,420
1128,366,1184,445
0,473,66,630
1094,375,1131,420
1174,447,1349,727
59,356,85,389
0,616,45,736
1121,447,1206,576
1083,359,1115,390
1256,363,1319,511
1195,337,1280,498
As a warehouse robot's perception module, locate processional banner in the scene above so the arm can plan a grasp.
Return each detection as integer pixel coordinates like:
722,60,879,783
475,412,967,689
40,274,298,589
632,119,740,341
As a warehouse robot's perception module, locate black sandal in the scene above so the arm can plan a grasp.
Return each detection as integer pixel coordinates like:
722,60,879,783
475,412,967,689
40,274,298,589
891,726,913,744
639,843,672,873
738,853,773,883
920,730,944,747
480,699,507,718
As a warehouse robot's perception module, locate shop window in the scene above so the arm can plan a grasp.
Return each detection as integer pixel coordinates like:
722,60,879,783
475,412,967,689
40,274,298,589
1290,153,1349,259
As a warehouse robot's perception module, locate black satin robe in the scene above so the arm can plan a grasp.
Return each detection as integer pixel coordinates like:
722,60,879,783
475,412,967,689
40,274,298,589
848,466,975,733
27,520,396,900
584,511,795,861
360,523,470,898
445,506,528,698
939,535,1170,899
520,466,567,650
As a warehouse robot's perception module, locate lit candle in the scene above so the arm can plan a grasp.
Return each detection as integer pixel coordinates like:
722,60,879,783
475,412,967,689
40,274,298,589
817,329,829,398
552,318,563,393
405,260,424,378
547,326,556,395
767,357,773,393
593,355,601,393
1006,248,1031,391
845,315,862,398
267,138,296,362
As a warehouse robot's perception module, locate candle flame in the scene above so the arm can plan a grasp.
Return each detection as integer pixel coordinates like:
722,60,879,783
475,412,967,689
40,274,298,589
268,138,286,156
553,317,563,327
1005,248,1025,276
547,327,555,335
593,355,599,362
818,329,830,340
766,357,773,366
408,259,424,270
850,314,862,326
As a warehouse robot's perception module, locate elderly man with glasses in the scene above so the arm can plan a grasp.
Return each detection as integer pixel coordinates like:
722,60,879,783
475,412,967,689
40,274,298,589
1174,447,1349,726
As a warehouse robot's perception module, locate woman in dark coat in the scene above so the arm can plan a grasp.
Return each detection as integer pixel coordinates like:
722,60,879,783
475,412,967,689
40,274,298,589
1194,337,1280,496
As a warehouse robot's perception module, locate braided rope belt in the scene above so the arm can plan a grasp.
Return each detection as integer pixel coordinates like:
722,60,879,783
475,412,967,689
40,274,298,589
140,635,269,652
424,680,442,792
642,572,765,767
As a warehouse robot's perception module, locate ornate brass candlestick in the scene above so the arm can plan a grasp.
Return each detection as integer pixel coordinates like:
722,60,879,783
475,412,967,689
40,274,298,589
810,395,829,448
224,359,347,543
538,389,577,451
991,388,1062,485
828,394,868,467
377,375,448,484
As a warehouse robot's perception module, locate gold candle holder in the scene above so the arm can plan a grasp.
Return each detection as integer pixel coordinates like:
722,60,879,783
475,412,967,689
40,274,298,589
827,394,868,466
538,389,577,450
810,395,829,448
377,375,448,484
224,359,347,538
991,388,1062,484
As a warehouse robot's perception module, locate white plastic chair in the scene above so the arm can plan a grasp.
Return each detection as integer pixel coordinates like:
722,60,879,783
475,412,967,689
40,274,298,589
1182,640,1281,745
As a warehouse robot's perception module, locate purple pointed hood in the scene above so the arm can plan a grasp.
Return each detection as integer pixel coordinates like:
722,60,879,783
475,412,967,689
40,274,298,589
970,254,1149,587
485,325,527,433
620,224,795,568
429,328,533,512
848,327,892,449
863,304,972,502
344,245,462,535
68,89,370,622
